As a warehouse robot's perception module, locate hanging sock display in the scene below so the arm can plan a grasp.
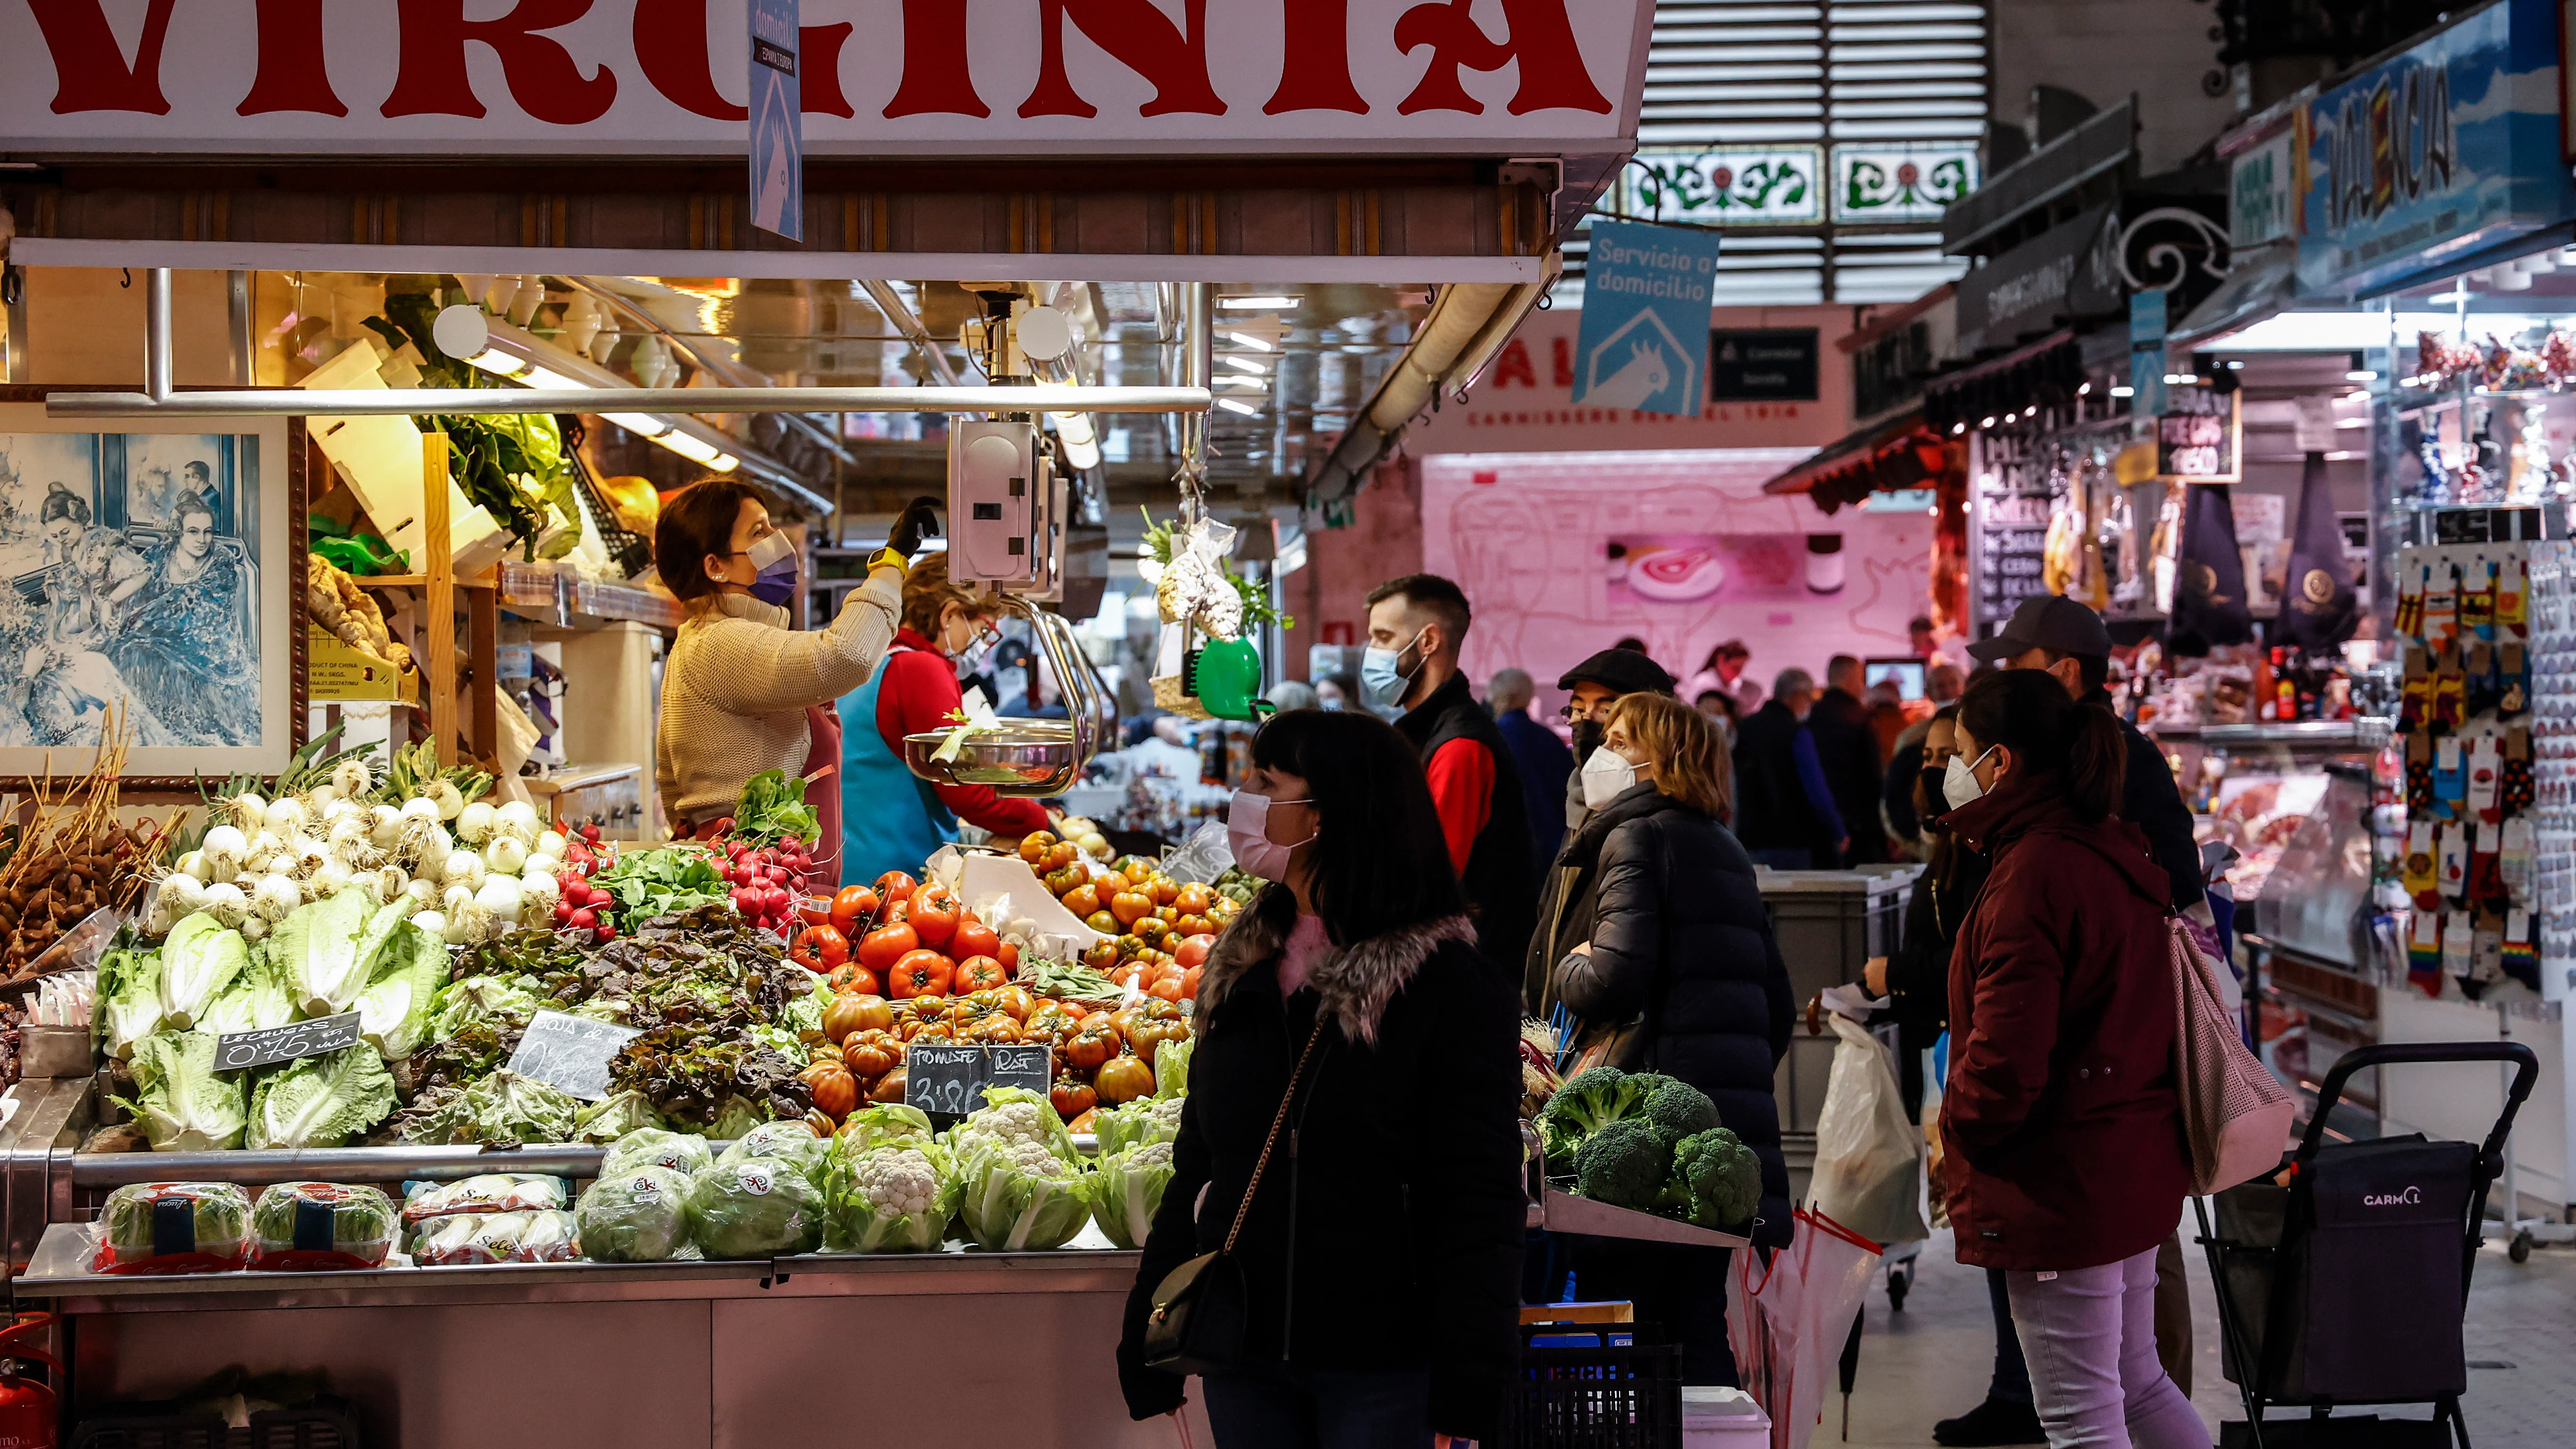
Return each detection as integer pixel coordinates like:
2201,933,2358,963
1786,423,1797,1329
2503,909,2542,991
2468,735,2503,824
2399,642,2432,731
2503,726,2536,813
2498,641,2531,717
2473,913,2506,986
2501,816,2536,909
2394,565,2427,638
2407,733,2435,815
2443,912,2475,982
2465,640,2502,717
2498,555,2529,635
2461,560,2498,635
2469,820,2505,907
2404,821,2440,909
2432,646,2468,731
2438,818,2470,904
2410,910,2446,997
2434,737,2468,818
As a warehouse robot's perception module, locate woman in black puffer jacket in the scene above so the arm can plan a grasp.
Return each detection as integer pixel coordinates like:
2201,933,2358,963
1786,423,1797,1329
1117,708,1526,1449
1545,693,1794,1384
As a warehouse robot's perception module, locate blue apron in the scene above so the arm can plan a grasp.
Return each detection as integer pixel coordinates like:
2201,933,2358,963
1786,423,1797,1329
839,646,958,887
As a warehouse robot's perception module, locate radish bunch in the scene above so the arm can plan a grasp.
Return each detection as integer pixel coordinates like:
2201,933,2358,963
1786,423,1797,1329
718,836,809,938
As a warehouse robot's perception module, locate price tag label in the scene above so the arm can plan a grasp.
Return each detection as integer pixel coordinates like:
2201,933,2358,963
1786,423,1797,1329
905,1043,1054,1119
506,1009,645,1101
215,1012,363,1073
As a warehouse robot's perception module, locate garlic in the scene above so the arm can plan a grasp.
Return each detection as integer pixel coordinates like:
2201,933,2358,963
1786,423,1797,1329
455,801,497,845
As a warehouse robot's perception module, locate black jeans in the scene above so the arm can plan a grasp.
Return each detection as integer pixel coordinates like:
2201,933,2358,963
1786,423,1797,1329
1987,1266,2033,1404
1200,1360,1434,1449
1570,1237,1740,1385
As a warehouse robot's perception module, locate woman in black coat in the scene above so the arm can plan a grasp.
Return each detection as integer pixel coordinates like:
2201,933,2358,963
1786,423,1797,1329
1546,693,1794,1384
1117,708,1527,1449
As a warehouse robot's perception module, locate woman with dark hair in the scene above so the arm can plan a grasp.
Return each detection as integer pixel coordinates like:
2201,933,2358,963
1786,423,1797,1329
652,479,938,885
110,492,254,744
1118,708,1525,1449
1939,669,2201,1449
38,484,91,566
1544,692,1792,1384
1862,706,2033,1448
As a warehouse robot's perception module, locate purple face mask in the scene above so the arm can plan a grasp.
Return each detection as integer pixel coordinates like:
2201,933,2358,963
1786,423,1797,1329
739,531,800,607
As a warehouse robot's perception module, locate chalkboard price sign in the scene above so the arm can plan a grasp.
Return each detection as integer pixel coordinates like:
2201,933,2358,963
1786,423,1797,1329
905,1043,1053,1118
215,1012,363,1073
506,1010,646,1102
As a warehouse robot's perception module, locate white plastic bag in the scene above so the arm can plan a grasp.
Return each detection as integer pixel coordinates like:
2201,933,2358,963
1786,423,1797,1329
1807,1013,1926,1247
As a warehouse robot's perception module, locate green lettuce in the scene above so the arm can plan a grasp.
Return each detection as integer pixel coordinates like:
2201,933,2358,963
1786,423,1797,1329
573,1090,663,1143
197,945,296,1039
457,1070,579,1147
429,975,539,1037
246,1045,398,1149
158,914,249,1031
355,920,449,1058
274,888,375,1018
1086,1140,1176,1250
577,1167,694,1262
114,1030,247,1151
99,947,166,1061
686,1159,825,1258
601,1128,713,1178
102,1182,250,1259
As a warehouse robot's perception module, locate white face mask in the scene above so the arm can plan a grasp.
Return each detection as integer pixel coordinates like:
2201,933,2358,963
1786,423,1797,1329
1226,791,1315,881
1580,747,1640,809
1941,745,2000,810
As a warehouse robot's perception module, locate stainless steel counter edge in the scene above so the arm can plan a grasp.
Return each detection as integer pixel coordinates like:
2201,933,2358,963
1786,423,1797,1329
16,1223,1143,1313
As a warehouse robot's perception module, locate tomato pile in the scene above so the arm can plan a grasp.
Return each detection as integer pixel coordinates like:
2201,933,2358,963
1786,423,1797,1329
1020,835,1240,1001
790,870,1016,1000
792,983,1189,1129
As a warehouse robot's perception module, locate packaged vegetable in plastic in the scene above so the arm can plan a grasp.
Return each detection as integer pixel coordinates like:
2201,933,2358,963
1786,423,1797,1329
576,1167,694,1263
601,1128,714,1179
718,1120,831,1187
950,1137,1093,1251
96,1182,253,1274
401,1173,567,1223
412,1209,581,1266
686,1158,824,1259
825,1144,952,1254
1087,1140,1176,1250
249,1182,398,1271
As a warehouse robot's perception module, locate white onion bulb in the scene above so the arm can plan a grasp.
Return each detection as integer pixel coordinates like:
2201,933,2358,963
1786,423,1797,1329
307,783,340,811
371,804,407,848
445,902,492,944
202,881,249,927
370,866,409,904
441,851,486,892
496,800,542,839
310,860,354,898
228,792,268,830
331,757,373,800
475,875,523,927
410,909,448,940
455,801,497,845
442,883,476,917
426,779,466,820
239,915,270,943
251,873,301,921
518,870,559,910
322,798,365,832
200,825,247,879
399,795,443,826
483,835,529,876
173,850,207,881
262,796,306,838
403,878,440,911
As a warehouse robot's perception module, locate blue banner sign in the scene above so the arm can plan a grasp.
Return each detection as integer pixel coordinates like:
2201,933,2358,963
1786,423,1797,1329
748,0,803,241
1573,220,1723,416
2295,0,2576,296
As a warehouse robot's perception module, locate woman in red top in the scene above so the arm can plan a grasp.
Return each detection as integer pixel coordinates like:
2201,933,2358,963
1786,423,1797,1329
837,550,1049,884
1937,668,2200,1449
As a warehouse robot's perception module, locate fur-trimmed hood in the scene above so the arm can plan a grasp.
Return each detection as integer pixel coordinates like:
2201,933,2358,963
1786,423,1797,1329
1198,890,1476,1045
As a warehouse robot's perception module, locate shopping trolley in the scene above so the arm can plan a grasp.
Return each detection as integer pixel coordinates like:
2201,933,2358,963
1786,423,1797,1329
2195,1041,2540,1449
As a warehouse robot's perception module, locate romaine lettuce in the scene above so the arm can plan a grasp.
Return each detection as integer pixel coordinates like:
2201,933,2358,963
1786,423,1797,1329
246,1045,398,1149
115,1030,246,1151
158,914,249,1031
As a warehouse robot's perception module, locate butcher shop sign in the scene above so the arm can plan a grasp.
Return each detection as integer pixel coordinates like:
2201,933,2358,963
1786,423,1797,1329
0,0,1653,157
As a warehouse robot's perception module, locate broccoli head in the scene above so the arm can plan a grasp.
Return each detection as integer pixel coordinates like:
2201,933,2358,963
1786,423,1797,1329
1536,1066,1654,1172
1661,1127,1763,1230
1573,1117,1671,1212
1641,1078,1720,1147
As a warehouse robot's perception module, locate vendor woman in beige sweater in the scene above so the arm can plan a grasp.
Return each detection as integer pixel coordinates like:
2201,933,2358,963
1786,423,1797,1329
654,478,941,888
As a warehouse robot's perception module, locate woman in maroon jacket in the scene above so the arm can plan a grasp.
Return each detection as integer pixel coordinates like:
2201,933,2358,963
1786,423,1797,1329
1937,669,2203,1449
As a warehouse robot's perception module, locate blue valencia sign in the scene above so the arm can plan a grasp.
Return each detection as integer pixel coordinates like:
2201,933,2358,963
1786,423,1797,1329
2295,0,2576,296
748,0,804,241
1573,220,1723,416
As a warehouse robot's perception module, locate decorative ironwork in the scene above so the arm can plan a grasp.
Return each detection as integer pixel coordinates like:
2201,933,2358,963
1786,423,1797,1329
2117,206,2235,292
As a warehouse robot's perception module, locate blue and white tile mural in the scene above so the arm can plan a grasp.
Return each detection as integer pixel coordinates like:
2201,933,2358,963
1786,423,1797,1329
0,428,263,750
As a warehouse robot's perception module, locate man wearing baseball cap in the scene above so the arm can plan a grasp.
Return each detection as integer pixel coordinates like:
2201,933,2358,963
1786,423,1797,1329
1966,595,2203,913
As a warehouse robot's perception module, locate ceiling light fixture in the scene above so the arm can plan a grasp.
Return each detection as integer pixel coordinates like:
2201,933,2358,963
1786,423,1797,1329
1225,356,1267,374
1225,331,1276,352
1216,398,1261,415
434,303,782,500
1220,296,1300,309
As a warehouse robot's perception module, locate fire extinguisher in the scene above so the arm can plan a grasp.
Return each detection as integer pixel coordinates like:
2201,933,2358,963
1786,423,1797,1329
0,1313,61,1449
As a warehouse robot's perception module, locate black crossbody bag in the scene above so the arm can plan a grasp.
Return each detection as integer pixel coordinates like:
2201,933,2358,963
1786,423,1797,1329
1143,1024,1324,1376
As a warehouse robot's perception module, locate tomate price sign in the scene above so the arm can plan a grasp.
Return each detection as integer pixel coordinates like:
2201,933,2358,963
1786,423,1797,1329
906,1044,1051,1119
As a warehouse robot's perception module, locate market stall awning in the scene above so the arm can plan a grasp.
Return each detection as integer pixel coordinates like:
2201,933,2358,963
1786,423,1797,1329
1757,411,1957,511
2170,246,2297,349
1920,330,2081,432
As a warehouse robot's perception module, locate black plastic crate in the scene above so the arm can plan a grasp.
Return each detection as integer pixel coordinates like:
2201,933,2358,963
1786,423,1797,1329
69,1394,359,1449
1500,1322,1683,1449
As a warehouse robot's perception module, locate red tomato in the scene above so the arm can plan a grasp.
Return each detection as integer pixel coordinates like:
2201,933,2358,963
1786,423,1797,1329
950,918,1001,963
830,884,880,936
874,871,918,906
856,921,919,974
824,963,881,997
1147,976,1187,1002
1110,963,1151,990
953,955,1009,992
1182,966,1203,998
790,924,850,971
1174,933,1218,970
886,949,955,999
996,941,1020,976
907,882,963,948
